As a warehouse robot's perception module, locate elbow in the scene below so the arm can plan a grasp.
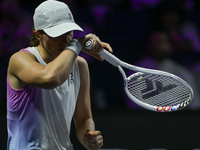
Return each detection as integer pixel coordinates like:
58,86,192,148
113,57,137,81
49,77,60,89
43,74,61,89
39,68,70,89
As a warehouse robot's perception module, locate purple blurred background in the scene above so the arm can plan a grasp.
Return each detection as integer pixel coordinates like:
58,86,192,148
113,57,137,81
1,0,200,149
1,0,200,112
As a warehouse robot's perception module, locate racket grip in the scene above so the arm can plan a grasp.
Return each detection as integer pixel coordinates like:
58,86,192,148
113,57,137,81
98,49,120,67
84,39,120,67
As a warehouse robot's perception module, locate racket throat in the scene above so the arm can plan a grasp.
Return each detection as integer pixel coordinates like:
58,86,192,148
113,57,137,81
118,66,127,81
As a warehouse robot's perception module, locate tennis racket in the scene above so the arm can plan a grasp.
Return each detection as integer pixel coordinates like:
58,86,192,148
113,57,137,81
84,39,194,112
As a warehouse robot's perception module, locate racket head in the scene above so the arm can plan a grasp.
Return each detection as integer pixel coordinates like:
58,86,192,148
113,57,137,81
124,72,194,112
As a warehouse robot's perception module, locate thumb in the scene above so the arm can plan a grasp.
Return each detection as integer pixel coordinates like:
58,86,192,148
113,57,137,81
84,128,90,135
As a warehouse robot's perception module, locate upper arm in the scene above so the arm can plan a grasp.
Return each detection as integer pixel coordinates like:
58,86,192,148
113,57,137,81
73,56,93,127
8,51,56,89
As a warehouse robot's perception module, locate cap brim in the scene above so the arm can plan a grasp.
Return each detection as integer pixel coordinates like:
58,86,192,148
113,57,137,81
43,22,83,37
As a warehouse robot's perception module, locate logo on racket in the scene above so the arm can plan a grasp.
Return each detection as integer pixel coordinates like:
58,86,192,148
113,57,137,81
141,79,178,99
84,39,93,50
156,99,191,111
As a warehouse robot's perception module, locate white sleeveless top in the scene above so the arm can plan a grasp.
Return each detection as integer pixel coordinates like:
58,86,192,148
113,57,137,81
7,47,80,150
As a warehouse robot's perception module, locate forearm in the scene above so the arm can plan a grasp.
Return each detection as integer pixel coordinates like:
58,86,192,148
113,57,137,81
41,40,81,88
43,50,76,87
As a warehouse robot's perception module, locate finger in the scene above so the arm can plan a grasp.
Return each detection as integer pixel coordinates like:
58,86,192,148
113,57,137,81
90,44,101,54
89,132,102,141
89,131,101,136
87,52,104,61
92,41,103,53
84,128,90,137
92,54,104,61
89,135,103,142
91,138,103,148
102,42,113,53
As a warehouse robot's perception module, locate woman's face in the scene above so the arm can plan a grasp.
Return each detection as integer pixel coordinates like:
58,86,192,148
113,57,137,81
40,31,74,57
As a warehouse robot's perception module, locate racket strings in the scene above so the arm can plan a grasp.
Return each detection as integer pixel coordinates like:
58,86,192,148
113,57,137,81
127,73,191,107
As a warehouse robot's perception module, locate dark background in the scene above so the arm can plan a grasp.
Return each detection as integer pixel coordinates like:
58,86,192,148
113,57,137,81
1,0,200,149
1,109,200,149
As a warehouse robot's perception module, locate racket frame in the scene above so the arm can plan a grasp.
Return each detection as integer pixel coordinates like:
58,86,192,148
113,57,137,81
84,40,194,112
100,49,194,112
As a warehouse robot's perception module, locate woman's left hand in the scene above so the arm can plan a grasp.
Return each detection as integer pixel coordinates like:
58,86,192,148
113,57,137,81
83,128,103,150
78,33,113,61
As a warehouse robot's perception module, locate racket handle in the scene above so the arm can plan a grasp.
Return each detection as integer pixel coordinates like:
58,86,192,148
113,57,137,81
84,39,120,67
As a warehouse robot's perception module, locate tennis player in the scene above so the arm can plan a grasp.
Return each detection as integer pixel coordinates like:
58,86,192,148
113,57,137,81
7,0,112,149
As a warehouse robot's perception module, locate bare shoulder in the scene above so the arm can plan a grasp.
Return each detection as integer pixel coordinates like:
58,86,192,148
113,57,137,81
9,51,37,73
8,51,39,89
9,51,37,65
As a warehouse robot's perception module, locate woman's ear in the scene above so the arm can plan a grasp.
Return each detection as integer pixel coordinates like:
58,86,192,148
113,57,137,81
66,31,74,43
34,30,42,41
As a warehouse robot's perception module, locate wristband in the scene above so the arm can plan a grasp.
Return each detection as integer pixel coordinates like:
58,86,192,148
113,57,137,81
65,39,81,56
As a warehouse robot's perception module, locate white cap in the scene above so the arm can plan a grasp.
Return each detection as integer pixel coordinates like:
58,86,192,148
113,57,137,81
33,0,83,37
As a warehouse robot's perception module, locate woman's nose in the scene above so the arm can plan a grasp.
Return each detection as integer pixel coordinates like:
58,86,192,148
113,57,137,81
61,35,70,44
